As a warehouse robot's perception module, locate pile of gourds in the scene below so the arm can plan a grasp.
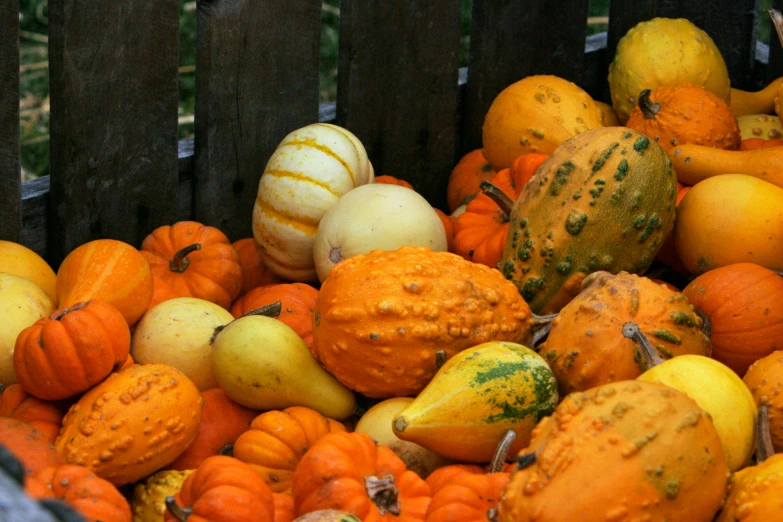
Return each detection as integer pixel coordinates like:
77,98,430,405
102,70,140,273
1,13,783,522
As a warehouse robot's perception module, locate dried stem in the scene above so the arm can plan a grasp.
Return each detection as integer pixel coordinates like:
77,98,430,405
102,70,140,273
165,497,191,521
488,430,517,473
210,301,283,343
170,243,201,273
622,322,665,371
638,89,661,119
757,404,775,463
364,475,401,516
770,9,783,50
479,181,515,218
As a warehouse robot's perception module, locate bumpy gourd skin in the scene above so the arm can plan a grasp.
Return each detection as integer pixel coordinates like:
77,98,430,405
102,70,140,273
313,246,534,398
499,127,677,314
498,380,729,522
715,454,783,521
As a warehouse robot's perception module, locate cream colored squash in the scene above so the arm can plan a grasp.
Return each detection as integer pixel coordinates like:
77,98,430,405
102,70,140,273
312,184,447,281
252,123,374,282
0,273,55,385
131,297,235,391
738,114,783,141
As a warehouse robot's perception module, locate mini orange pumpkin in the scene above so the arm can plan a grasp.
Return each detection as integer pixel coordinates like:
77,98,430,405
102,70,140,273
0,384,63,443
743,351,783,453
375,175,414,190
232,238,285,297
14,300,131,401
0,418,62,477
433,209,455,252
141,221,243,310
447,149,496,212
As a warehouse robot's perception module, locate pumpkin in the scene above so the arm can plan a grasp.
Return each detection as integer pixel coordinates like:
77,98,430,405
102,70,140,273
232,238,285,297
0,240,57,301
55,364,203,486
670,144,783,189
737,113,783,141
626,84,740,151
499,127,678,314
232,406,346,494
291,431,431,521
683,263,783,375
274,493,297,522
0,418,62,477
13,300,131,401
165,456,275,522
0,384,63,444
653,184,693,275
539,271,710,395
432,208,455,252
141,221,242,310
482,75,603,170
740,137,783,149
730,77,783,116
253,123,374,282
230,283,319,355
27,464,132,522
595,100,621,126
312,246,535,398
446,149,496,212
132,469,194,522
374,175,414,189
168,389,259,471
674,175,783,273
608,17,730,123
743,351,783,453
497,380,729,522
293,511,361,522
452,153,548,269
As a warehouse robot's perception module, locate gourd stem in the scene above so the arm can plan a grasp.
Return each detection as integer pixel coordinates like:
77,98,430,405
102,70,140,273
772,268,783,277
531,313,557,347
532,313,558,326
487,507,499,522
757,404,775,463
531,323,552,348
210,301,283,343
488,430,517,473
769,9,783,50
51,301,91,320
435,350,448,372
621,322,665,371
170,243,202,273
219,443,234,457
701,314,712,339
165,497,191,521
364,475,401,516
479,181,515,218
638,89,661,119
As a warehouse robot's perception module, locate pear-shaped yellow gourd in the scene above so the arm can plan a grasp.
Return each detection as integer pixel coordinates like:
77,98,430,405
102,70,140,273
392,341,558,463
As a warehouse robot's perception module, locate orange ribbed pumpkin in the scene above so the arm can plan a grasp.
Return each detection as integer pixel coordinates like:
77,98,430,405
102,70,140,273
743,351,783,454
0,384,63,443
233,238,284,296
447,149,496,213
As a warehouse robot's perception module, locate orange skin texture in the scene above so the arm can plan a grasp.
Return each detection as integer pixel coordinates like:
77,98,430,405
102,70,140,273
0,384,64,443
27,464,131,522
233,406,346,494
425,472,509,522
432,208,455,252
653,184,692,275
684,263,783,376
274,493,296,522
168,388,259,471
292,432,431,522
740,137,783,150
447,149,496,212
374,175,415,190
312,246,534,398
56,239,153,326
14,300,130,401
498,381,729,522
141,221,242,310
670,144,783,189
715,453,783,521
743,351,783,452
165,456,275,522
232,238,285,297
0,418,62,477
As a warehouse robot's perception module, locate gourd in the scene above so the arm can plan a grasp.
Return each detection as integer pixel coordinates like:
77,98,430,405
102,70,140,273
55,364,203,486
0,240,57,301
499,127,678,314
0,418,62,477
312,246,535,398
497,380,729,522
595,100,621,126
482,75,603,170
608,17,730,123
683,263,783,375
252,123,374,282
738,114,783,141
433,208,455,253
294,511,361,522
743,351,783,453
447,149,495,212
0,384,64,444
740,137,783,149
232,238,284,296
673,175,783,273
730,77,783,116
132,469,193,522
374,175,414,189
669,144,783,189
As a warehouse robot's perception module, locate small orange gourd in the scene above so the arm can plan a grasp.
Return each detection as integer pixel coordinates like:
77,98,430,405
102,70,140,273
446,149,496,212
232,238,284,296
0,418,62,477
743,351,783,453
374,175,414,190
0,384,64,443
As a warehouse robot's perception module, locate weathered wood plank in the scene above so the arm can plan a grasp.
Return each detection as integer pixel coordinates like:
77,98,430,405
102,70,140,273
48,0,180,265
0,0,21,242
461,0,591,154
194,0,321,241
338,0,462,210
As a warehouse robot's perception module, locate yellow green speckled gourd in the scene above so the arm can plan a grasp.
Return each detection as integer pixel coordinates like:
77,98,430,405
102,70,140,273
392,341,558,463
499,127,677,314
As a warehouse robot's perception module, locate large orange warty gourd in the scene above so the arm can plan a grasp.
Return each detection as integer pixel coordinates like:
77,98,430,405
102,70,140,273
55,364,203,486
497,380,729,522
312,246,535,398
56,239,153,325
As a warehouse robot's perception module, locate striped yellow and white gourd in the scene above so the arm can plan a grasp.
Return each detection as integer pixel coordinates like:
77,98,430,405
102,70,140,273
252,123,374,282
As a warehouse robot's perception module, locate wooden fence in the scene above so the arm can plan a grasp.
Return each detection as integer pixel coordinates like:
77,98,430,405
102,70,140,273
1,0,782,268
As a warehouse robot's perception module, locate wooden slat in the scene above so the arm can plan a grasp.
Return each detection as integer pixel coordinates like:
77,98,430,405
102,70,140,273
769,1,783,83
0,0,21,242
607,0,759,91
48,0,179,265
194,0,321,241
461,0,591,155
337,0,463,210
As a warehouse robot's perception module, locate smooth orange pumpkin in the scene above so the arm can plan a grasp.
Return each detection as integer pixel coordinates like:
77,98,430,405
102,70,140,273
56,239,153,326
0,418,62,477
274,493,297,522
0,384,63,443
233,238,285,297
433,208,455,252
743,351,783,454
446,149,496,212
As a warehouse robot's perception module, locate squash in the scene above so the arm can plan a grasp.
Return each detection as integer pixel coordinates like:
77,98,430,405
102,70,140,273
626,84,740,151
497,380,729,522
499,127,678,314
482,75,603,170
312,246,535,398
374,175,414,189
132,469,193,522
0,240,57,301
595,100,621,126
683,263,783,375
673,175,783,273
392,342,558,463
652,184,692,275
14,300,131,401
0,384,63,444
740,137,783,149
252,123,374,282
447,149,496,212
743,351,783,453
232,238,285,297
55,364,203,486
608,17,731,123
0,418,62,477
730,77,783,116
669,143,783,188
293,511,361,522
738,113,783,140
